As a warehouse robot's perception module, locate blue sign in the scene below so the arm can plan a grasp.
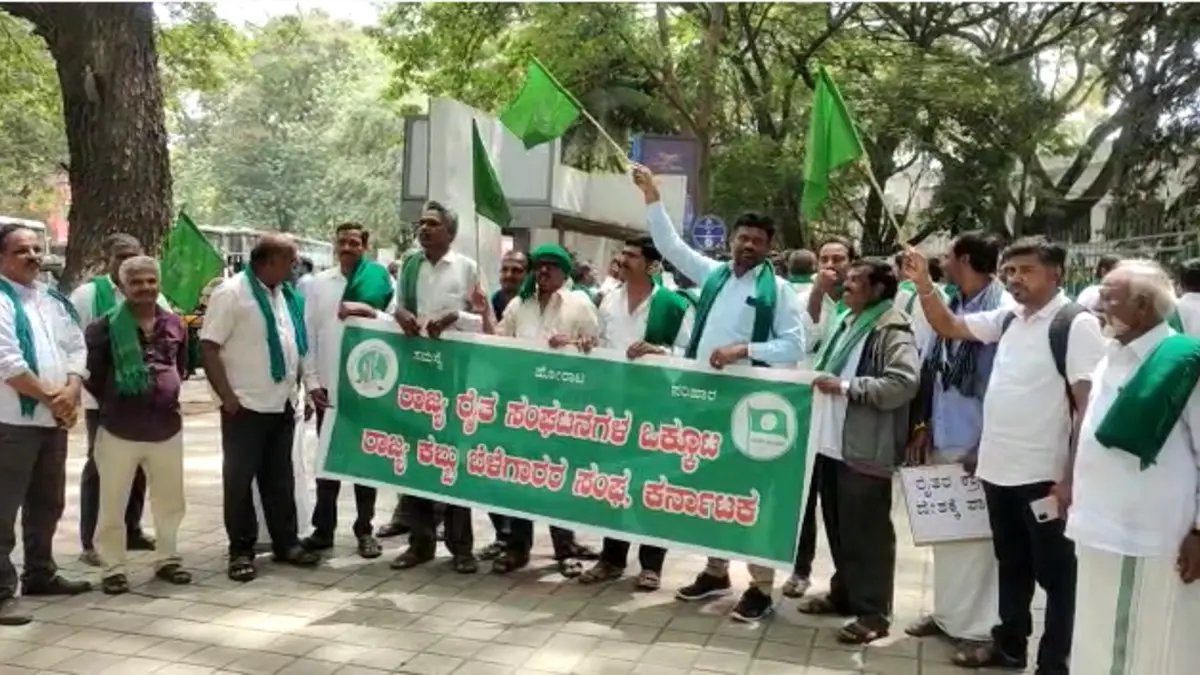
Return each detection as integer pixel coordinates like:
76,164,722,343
690,214,726,250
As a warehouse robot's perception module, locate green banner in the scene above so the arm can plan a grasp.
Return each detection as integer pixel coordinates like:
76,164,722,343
320,320,816,567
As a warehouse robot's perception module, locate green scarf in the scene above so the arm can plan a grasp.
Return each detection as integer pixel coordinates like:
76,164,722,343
644,285,690,347
92,275,118,317
520,244,574,300
1094,333,1200,469
0,277,81,416
243,272,307,383
399,252,422,314
685,263,776,364
106,302,151,396
813,300,893,375
789,274,814,285
1167,311,1185,333
677,288,699,307
342,257,395,311
898,279,920,314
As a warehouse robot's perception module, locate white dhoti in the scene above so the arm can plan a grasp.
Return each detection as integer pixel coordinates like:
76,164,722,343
930,447,999,641
1072,545,1200,675
254,403,315,540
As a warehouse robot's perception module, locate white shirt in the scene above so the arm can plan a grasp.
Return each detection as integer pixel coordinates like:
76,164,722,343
0,276,87,427
964,291,1107,486
894,284,942,357
199,273,304,413
597,284,694,354
394,251,483,333
645,201,805,366
302,267,393,398
599,276,622,295
1067,323,1200,557
296,273,316,300
497,288,599,342
69,279,171,410
1177,293,1200,336
1075,283,1102,313
815,313,867,461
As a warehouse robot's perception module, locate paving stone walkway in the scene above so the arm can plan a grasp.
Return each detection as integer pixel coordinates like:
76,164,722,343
1,388,1042,674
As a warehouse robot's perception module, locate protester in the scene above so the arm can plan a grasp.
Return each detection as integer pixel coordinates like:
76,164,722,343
577,236,694,591
493,243,602,576
1072,253,1120,312
490,250,528,321
785,236,857,600
904,236,1107,673
296,257,316,299
1176,257,1200,335
598,254,623,294
84,256,191,595
1065,259,1200,674
200,234,320,582
389,201,484,574
0,224,91,626
635,165,805,622
894,251,944,357
70,234,159,566
299,223,393,559
787,249,817,301
796,258,919,644
904,231,1012,648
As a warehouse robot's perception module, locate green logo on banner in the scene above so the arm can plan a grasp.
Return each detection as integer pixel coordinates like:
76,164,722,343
731,392,797,461
345,338,399,398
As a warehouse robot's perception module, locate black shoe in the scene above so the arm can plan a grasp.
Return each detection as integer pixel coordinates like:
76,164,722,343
356,535,382,559
730,587,774,623
376,521,410,538
0,597,31,626
78,549,102,567
21,575,92,597
101,574,130,595
674,573,732,601
273,546,321,567
127,532,156,551
300,533,335,552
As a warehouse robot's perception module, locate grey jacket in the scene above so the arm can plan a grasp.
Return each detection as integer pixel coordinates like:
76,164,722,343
842,307,921,477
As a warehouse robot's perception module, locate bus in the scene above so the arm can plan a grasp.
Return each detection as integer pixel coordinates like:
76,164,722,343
195,225,334,270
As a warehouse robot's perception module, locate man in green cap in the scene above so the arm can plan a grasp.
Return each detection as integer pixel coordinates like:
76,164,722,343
493,243,601,576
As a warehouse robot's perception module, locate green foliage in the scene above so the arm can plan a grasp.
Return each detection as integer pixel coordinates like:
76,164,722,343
171,11,410,243
0,13,64,215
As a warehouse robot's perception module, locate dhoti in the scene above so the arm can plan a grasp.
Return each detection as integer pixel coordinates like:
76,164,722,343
1071,544,1200,675
930,448,998,641
255,403,314,538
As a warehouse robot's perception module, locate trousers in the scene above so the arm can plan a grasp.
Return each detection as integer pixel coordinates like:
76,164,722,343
79,409,146,549
0,423,67,595
221,405,301,558
95,429,185,575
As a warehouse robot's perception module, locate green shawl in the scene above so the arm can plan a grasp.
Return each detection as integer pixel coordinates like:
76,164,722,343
1167,311,1185,333
1094,333,1200,469
106,302,151,396
342,257,395,310
92,275,118,317
788,274,814,285
813,300,893,375
0,277,81,416
644,285,690,347
399,252,423,314
685,263,776,365
243,271,307,383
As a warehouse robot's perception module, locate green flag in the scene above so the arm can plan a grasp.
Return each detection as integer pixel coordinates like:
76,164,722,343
499,59,581,149
472,119,512,227
749,406,786,437
801,66,865,221
160,211,224,314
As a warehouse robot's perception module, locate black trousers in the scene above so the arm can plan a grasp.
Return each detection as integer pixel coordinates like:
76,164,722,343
310,409,376,538
506,519,576,560
401,496,473,557
221,406,301,558
819,455,895,629
983,480,1075,674
0,424,67,596
600,538,666,573
79,409,146,549
792,468,820,578
488,512,510,542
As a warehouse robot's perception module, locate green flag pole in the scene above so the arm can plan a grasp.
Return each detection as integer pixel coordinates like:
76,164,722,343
854,159,904,239
529,56,629,167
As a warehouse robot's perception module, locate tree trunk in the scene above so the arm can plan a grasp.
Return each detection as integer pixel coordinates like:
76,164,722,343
1,2,172,290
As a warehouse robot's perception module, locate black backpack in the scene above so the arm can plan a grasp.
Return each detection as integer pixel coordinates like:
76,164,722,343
999,302,1087,414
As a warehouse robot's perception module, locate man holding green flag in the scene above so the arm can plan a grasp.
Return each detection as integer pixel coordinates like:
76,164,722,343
801,66,865,223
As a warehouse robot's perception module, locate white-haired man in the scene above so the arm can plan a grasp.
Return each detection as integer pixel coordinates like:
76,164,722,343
83,257,191,595
1067,259,1200,674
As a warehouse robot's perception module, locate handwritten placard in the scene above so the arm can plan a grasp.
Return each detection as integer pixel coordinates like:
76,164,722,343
900,465,992,546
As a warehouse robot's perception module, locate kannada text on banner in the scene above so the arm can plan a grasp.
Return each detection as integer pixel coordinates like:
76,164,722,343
319,319,816,568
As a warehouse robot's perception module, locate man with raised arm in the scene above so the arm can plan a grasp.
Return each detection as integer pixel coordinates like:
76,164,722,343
634,165,805,623
903,237,1106,673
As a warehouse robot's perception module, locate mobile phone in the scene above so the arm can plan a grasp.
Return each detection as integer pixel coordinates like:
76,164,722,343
1030,495,1060,523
